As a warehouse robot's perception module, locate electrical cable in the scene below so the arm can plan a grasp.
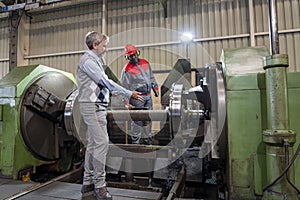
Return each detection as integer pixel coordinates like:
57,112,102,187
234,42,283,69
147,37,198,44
284,143,300,193
263,143,300,193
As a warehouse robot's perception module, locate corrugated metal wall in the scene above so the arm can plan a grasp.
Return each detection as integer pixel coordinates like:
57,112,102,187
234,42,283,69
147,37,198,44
0,0,299,79
0,13,10,78
26,1,101,74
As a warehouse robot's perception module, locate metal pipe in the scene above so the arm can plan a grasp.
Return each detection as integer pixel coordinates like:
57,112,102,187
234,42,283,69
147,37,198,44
0,58,9,62
23,34,251,59
107,109,168,121
249,0,255,46
255,28,300,36
102,0,107,34
268,0,279,55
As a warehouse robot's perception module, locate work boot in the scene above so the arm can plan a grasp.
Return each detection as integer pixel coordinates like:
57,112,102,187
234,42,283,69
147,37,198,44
81,184,95,198
94,187,112,200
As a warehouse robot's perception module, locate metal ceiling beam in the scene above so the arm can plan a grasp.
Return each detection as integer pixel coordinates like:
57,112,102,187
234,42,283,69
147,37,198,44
27,0,98,14
8,10,21,70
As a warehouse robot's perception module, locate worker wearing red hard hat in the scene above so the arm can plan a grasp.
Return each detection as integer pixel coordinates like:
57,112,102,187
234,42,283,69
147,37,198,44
121,44,159,145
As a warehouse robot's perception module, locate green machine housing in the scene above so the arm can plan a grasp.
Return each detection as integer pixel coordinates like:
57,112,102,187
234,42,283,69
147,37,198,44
0,65,81,179
222,46,300,199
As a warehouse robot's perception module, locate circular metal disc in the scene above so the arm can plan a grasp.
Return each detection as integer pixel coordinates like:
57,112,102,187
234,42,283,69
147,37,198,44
20,72,76,161
64,89,88,146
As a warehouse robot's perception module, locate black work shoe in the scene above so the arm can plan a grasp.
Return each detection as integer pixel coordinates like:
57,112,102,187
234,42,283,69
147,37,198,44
81,184,95,193
81,184,95,198
94,187,112,200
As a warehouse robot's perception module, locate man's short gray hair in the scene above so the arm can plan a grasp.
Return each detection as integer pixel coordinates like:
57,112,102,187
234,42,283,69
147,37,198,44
85,31,109,50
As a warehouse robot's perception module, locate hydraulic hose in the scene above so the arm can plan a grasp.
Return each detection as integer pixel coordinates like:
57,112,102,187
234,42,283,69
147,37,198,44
263,143,300,193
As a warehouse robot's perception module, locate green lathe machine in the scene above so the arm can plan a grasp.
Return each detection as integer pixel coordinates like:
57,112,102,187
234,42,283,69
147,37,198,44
0,65,81,180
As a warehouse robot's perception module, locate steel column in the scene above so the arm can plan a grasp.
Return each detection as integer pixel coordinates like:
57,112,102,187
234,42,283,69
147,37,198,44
262,0,299,198
263,54,298,199
8,10,20,71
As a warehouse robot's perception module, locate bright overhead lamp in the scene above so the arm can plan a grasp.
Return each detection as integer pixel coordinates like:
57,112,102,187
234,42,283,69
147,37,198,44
180,32,194,59
180,32,194,43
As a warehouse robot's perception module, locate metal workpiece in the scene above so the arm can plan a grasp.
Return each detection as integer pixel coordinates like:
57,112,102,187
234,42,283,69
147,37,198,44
64,80,207,148
65,97,171,146
169,84,184,136
107,109,169,121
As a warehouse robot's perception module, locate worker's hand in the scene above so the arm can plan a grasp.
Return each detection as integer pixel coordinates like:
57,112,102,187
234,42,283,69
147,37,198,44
131,91,144,102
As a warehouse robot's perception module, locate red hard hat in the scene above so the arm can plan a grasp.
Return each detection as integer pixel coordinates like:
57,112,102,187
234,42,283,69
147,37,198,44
124,44,137,56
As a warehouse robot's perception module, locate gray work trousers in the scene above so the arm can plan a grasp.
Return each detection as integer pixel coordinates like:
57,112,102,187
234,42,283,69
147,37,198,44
80,103,108,188
130,94,153,144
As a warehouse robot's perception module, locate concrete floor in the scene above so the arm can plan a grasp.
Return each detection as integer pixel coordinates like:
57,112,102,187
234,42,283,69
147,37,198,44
0,178,162,200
